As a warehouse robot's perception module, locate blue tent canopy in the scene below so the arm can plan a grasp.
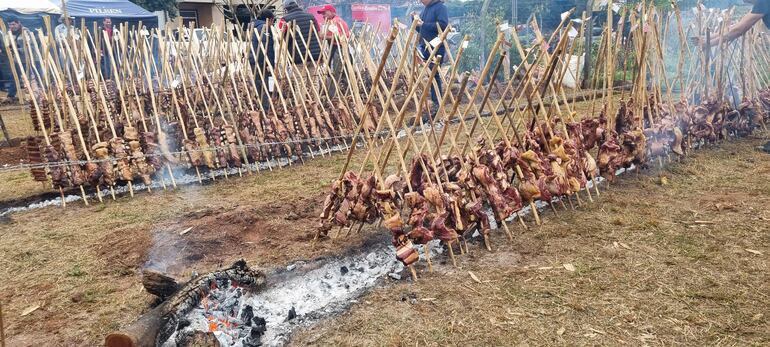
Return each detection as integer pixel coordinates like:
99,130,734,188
64,0,158,29
0,0,61,31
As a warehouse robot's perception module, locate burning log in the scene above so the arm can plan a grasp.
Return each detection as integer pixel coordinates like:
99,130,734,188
105,260,265,347
142,270,180,300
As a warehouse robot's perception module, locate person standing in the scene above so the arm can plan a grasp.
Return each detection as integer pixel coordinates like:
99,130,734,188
414,0,449,120
317,4,350,97
278,0,322,65
55,15,79,42
100,17,117,80
0,17,27,105
250,9,276,110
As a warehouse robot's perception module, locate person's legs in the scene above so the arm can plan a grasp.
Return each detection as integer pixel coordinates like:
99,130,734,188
329,46,343,98
261,71,272,111
430,69,442,107
6,77,17,99
101,54,112,80
254,64,271,111
427,62,443,123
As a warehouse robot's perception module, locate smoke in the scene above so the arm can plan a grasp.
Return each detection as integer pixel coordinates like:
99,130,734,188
143,227,189,273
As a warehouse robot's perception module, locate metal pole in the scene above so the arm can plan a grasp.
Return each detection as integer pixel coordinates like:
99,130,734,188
582,0,594,89
480,0,491,71
512,0,517,25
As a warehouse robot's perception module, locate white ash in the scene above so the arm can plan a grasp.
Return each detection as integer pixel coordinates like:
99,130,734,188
160,241,445,347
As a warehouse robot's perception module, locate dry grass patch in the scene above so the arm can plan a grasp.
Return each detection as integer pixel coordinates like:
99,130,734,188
292,138,770,346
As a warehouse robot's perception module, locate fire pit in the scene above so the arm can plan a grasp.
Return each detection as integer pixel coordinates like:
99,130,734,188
105,260,266,347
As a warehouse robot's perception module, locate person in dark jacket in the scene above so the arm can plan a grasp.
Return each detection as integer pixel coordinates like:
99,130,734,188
251,9,276,110
278,0,322,65
414,0,449,119
0,17,26,105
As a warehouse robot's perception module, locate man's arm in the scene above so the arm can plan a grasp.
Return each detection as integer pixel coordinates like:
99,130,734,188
709,12,763,46
340,19,350,38
412,12,423,33
320,20,335,40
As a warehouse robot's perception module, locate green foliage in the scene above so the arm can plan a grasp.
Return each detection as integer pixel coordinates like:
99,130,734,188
130,0,178,19
457,8,506,73
66,264,87,277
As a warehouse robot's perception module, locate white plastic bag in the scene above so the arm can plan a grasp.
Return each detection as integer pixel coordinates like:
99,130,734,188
561,54,584,89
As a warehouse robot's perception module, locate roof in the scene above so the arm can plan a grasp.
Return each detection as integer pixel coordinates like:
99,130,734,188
0,0,61,14
63,0,156,19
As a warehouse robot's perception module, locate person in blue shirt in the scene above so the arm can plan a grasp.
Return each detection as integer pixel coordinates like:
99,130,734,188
0,17,24,105
414,0,448,122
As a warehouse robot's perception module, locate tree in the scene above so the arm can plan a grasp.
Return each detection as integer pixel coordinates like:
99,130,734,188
131,0,179,19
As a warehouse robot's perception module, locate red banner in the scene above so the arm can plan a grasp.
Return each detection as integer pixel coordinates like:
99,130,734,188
351,3,391,37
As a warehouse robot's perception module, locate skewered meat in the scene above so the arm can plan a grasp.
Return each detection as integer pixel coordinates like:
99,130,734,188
224,125,242,167
140,131,164,170
29,98,53,132
405,192,429,228
183,139,202,167
620,129,647,168
581,152,598,178
409,156,428,194
333,98,354,132
395,237,419,266
472,164,515,219
84,162,103,186
109,137,134,181
351,175,377,222
58,131,85,186
158,123,182,165
25,136,48,182
125,126,153,185
209,124,229,169
580,113,606,150
409,226,435,244
464,199,491,237
430,212,457,242
597,133,623,181
44,145,69,188
92,142,114,186
517,168,541,202
239,111,265,162
194,127,216,169
270,110,292,158
615,100,639,134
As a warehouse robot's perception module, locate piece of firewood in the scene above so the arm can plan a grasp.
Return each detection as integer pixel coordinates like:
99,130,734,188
141,270,181,299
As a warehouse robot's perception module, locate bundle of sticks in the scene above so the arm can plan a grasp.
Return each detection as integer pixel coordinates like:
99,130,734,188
317,3,770,279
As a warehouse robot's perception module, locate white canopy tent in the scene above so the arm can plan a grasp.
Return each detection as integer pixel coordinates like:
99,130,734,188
0,0,61,15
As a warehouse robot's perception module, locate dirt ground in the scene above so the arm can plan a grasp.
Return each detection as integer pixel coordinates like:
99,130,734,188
0,147,377,346
0,100,768,346
291,137,770,346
